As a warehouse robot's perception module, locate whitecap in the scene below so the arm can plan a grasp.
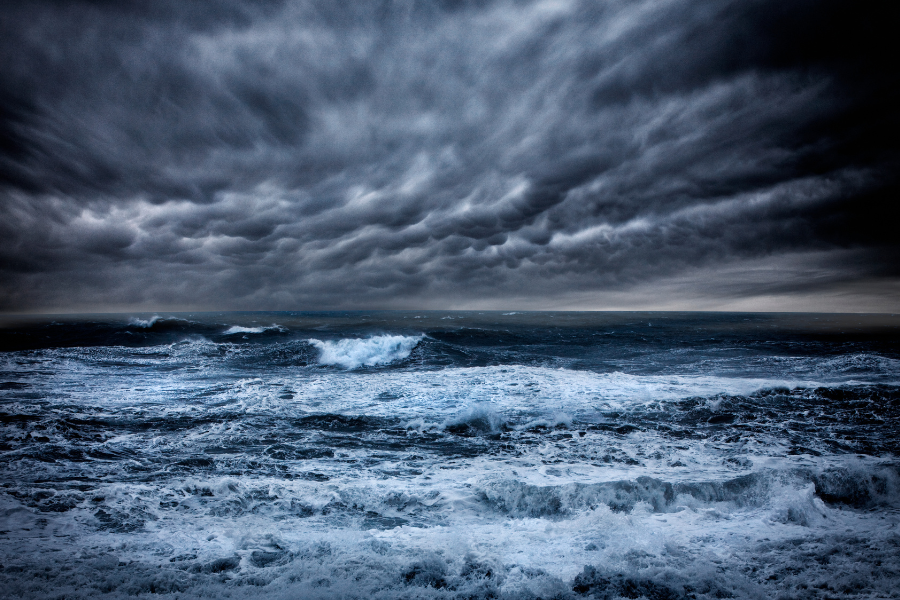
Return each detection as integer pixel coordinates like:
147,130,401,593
308,335,422,368
129,315,160,328
444,403,506,434
222,325,284,335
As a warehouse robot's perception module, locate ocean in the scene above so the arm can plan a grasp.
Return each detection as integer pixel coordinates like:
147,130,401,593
1,311,898,599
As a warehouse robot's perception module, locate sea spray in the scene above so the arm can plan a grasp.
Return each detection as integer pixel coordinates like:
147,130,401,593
309,334,423,368
1,311,898,599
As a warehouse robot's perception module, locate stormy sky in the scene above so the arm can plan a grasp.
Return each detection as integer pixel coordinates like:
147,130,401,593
1,0,898,313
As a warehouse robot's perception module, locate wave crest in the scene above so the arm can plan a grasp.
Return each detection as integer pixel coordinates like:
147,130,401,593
309,335,422,368
128,315,160,328
444,404,507,436
222,325,285,335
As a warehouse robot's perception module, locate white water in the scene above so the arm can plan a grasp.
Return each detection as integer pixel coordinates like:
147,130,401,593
128,315,161,328
222,324,285,335
1,340,899,598
309,335,423,368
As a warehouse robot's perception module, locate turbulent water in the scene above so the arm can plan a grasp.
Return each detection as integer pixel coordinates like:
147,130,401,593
1,312,899,600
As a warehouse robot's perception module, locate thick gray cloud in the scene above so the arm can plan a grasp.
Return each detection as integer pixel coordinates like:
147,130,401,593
1,0,898,312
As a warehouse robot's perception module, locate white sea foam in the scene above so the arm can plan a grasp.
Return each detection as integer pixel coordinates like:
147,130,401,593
3,342,899,599
4,313,899,599
222,324,284,335
308,335,422,368
444,403,506,433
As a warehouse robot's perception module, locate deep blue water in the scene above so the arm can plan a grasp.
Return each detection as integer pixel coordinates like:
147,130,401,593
1,311,899,599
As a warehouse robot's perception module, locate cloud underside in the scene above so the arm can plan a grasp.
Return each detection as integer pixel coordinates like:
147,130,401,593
1,0,898,312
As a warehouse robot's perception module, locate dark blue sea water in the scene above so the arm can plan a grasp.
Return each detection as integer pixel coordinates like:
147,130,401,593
1,312,899,599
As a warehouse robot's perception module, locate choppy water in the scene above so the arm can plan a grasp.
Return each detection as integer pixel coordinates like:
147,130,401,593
1,311,899,599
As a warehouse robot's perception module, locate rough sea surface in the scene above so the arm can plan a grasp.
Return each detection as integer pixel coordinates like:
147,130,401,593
1,311,898,599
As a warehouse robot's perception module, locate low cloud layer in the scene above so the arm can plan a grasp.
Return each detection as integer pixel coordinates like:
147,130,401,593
1,0,898,312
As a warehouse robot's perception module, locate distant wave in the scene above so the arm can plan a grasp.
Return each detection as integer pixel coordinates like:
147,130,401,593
222,325,285,335
129,315,161,328
128,316,193,330
309,335,422,368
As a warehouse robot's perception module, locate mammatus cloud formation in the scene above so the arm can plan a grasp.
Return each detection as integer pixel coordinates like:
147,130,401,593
1,0,898,312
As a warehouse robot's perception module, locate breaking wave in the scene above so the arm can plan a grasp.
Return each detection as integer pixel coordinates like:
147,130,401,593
309,335,423,368
476,464,900,519
3,312,899,599
444,404,508,436
128,315,161,328
222,325,285,335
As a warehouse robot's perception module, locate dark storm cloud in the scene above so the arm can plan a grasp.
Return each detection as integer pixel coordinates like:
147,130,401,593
1,0,898,311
